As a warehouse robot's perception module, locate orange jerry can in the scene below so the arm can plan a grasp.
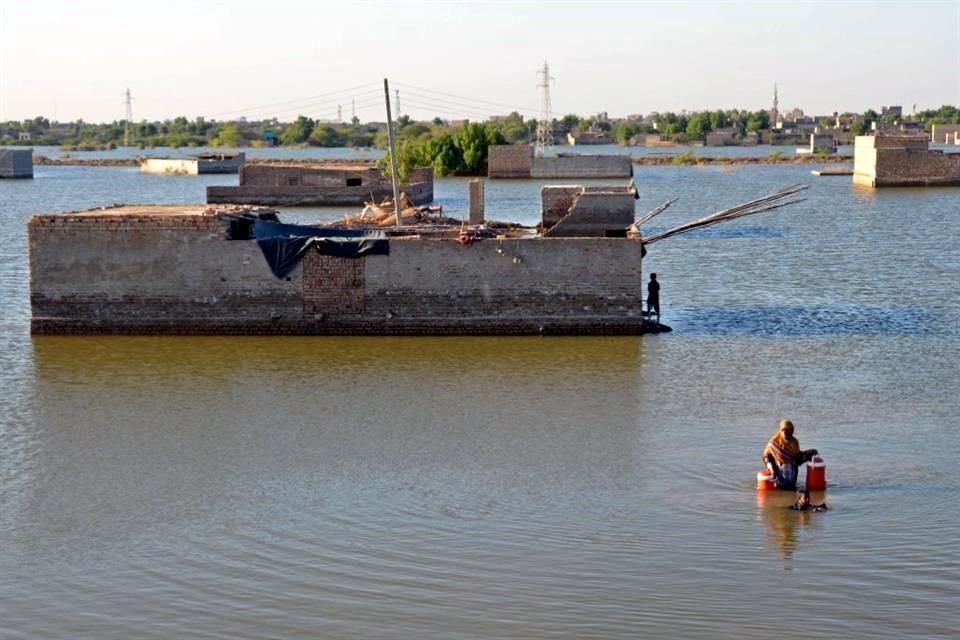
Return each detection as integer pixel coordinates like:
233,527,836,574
806,456,826,490
756,468,777,491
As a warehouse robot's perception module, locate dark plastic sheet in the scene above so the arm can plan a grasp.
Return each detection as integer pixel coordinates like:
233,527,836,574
254,220,389,279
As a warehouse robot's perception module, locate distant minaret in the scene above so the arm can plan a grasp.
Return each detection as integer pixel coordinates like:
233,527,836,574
770,83,779,128
122,88,134,146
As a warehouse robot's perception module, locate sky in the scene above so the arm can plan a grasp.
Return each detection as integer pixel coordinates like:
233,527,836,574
1,0,958,123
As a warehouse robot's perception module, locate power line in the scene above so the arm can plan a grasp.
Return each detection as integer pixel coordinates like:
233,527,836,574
392,88,536,119
392,81,538,114
398,96,506,121
202,82,382,118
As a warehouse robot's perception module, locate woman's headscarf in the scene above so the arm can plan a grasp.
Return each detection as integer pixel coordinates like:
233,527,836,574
763,419,801,464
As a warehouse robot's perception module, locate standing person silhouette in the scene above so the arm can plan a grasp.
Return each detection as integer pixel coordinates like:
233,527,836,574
646,273,660,323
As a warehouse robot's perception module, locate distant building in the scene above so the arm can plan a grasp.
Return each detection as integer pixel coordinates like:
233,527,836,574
705,128,737,146
567,130,613,145
854,134,960,187
141,152,246,175
881,105,903,119
931,123,960,144
0,148,33,178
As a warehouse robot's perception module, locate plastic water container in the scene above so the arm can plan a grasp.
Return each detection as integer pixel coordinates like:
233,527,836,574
806,456,826,490
756,468,777,491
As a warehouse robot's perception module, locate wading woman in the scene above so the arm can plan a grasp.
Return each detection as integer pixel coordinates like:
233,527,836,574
762,419,818,489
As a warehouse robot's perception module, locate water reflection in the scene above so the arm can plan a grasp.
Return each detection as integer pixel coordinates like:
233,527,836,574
757,490,829,560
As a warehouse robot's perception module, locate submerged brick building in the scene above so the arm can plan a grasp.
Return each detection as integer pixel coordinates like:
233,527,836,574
28,203,654,335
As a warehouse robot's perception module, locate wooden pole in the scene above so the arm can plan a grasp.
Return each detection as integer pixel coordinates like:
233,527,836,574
384,78,403,229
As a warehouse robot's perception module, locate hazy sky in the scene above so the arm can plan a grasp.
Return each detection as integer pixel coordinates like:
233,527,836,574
1,0,958,123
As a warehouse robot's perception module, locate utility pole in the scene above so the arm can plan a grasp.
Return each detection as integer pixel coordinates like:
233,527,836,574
337,104,342,122
771,83,779,127
122,88,134,147
535,61,554,157
384,78,403,229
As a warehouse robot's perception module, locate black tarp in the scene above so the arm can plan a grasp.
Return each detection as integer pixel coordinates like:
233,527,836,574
254,220,389,279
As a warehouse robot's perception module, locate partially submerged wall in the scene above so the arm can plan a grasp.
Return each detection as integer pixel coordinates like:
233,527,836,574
141,158,199,175
931,124,960,144
540,185,636,237
854,135,960,187
207,165,433,206
141,153,245,175
488,145,533,178
532,154,633,179
29,206,649,335
488,145,633,179
0,148,34,178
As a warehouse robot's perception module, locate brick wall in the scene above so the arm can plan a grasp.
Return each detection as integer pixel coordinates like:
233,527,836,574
211,166,434,206
29,206,650,335
488,145,533,178
531,155,633,179
303,252,365,316
854,135,960,187
931,124,960,144
0,148,34,178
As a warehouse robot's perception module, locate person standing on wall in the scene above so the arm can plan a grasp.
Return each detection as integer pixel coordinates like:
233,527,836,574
646,273,660,323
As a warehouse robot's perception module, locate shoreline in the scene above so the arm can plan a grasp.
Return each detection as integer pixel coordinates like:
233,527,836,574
33,154,854,168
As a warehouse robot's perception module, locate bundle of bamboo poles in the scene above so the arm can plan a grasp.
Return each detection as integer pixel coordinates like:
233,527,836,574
640,184,808,245
338,192,452,228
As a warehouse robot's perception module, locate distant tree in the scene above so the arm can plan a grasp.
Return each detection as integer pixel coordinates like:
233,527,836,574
279,115,314,145
455,122,505,173
494,111,527,143
560,113,580,133
309,124,346,147
399,122,431,139
685,113,711,140
656,112,687,136
614,121,640,145
708,110,727,131
745,110,769,133
427,133,464,176
213,123,245,146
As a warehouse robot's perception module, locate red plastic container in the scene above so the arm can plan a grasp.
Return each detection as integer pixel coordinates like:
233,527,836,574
756,468,777,491
806,456,826,490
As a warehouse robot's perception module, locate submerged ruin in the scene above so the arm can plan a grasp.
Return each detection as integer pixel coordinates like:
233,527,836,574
853,134,960,187
27,182,804,336
207,161,434,206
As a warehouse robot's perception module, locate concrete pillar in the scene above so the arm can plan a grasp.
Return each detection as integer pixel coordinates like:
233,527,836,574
468,179,484,225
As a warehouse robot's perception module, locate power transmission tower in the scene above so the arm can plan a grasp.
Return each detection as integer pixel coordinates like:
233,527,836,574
770,83,779,127
122,88,134,147
535,61,554,157
338,104,342,122
395,89,401,117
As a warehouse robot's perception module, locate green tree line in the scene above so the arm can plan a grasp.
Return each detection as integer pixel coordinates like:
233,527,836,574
3,105,958,149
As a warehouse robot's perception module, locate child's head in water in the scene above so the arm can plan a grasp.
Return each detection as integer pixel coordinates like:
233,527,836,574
797,489,811,507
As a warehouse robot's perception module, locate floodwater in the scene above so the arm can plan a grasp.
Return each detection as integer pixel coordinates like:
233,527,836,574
1,155,959,638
